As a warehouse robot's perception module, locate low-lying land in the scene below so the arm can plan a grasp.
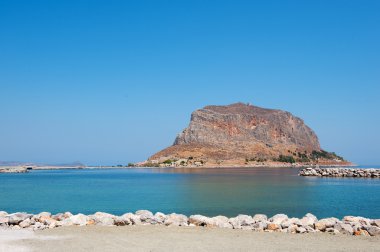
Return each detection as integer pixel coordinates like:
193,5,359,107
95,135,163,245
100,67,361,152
1,210,379,237
299,167,380,178
0,166,28,173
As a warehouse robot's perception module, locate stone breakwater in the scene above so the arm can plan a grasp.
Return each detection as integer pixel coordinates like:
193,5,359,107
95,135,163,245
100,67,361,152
0,167,28,173
299,167,380,178
1,210,379,237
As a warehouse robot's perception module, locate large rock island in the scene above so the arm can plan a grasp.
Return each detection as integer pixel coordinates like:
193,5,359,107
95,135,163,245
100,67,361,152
147,103,350,167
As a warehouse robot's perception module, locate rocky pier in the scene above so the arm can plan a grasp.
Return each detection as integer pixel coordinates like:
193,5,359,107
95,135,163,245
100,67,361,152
299,167,380,178
0,167,28,173
0,210,379,237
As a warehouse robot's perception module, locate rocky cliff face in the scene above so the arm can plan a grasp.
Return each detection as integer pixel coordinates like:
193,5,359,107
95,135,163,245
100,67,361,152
150,103,345,166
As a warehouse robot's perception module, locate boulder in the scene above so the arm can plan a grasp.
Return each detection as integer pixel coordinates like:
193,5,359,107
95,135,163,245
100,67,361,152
121,213,141,225
69,214,89,226
372,219,380,227
315,218,338,231
252,214,267,222
39,216,57,226
114,217,127,226
287,224,298,233
0,211,8,217
326,228,340,235
296,226,307,234
153,212,167,224
0,216,9,225
267,223,280,231
205,216,232,228
334,222,354,235
164,213,188,226
97,217,114,226
365,226,380,236
91,212,115,226
305,225,316,233
63,212,73,219
281,218,301,228
7,213,32,225
252,221,268,231
19,218,32,228
61,218,74,227
189,215,209,226
229,215,254,229
305,213,318,222
237,215,254,226
300,216,316,227
343,216,371,226
135,210,154,222
51,213,65,221
269,214,288,225
37,212,52,218
354,230,370,236
33,222,47,230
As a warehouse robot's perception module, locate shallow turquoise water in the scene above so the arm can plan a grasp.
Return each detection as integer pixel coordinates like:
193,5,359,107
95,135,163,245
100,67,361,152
0,167,379,219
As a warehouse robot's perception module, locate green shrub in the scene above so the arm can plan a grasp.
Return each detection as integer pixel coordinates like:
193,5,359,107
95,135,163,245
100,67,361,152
163,159,173,164
276,155,296,163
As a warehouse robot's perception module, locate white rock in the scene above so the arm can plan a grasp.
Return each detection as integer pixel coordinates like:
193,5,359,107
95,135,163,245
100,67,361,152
189,215,209,226
269,214,288,225
61,218,74,226
91,212,115,226
7,213,32,225
366,226,380,236
153,212,167,224
122,213,141,225
305,213,318,222
0,216,9,225
334,222,354,235
296,226,307,233
210,216,232,228
164,213,188,226
135,210,154,222
252,214,267,222
281,218,301,228
19,219,32,228
301,216,316,227
70,214,89,226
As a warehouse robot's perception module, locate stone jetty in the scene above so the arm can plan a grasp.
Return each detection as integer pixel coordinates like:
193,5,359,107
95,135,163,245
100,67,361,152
0,166,28,173
0,210,379,236
299,167,380,178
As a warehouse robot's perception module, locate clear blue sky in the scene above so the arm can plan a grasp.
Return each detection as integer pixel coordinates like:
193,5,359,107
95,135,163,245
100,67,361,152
0,1,379,165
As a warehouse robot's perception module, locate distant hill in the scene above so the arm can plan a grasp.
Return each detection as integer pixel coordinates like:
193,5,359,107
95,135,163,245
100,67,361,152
149,103,349,167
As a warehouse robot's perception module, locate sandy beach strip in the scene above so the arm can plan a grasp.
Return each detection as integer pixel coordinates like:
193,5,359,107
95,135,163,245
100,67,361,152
3,225,379,252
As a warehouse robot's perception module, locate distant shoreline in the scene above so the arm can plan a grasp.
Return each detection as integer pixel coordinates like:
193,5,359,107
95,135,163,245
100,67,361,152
0,163,360,173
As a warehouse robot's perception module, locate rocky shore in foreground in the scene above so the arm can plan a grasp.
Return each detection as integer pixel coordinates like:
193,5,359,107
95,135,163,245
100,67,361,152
299,167,380,178
1,210,379,237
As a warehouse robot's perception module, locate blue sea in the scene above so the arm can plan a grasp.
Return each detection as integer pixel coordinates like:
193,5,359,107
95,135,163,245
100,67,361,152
1,167,379,219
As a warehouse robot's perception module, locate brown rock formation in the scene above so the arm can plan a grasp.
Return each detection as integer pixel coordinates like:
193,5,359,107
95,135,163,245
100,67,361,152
149,103,346,166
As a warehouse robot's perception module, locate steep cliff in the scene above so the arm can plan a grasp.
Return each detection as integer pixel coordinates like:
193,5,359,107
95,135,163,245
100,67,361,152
149,103,346,166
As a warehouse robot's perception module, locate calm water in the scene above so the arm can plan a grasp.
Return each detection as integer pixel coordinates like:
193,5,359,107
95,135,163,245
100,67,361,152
0,167,379,219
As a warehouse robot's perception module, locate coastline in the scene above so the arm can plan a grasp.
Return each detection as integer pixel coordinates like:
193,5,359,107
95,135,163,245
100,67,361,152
0,163,358,173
